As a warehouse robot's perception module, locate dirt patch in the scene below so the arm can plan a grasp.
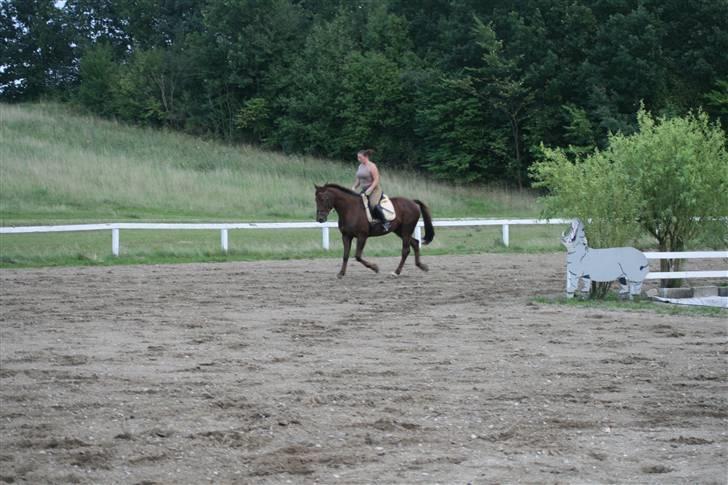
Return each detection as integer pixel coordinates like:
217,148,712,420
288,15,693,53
1,253,726,483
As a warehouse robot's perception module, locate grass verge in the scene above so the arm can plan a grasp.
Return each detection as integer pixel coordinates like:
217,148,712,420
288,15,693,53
0,225,564,268
534,294,726,317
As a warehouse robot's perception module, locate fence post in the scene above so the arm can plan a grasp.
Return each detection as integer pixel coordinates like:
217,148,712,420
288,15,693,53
502,224,510,247
322,226,330,250
112,228,120,256
221,229,229,253
415,225,422,244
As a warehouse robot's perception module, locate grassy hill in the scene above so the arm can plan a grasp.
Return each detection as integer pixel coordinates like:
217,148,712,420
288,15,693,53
0,103,539,223
0,103,559,267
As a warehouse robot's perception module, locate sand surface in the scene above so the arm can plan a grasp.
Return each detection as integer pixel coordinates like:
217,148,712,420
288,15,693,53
1,253,726,484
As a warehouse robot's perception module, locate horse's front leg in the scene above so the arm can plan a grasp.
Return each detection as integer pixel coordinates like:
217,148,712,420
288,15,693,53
566,271,579,298
355,236,378,273
394,235,411,275
579,276,591,296
338,234,352,278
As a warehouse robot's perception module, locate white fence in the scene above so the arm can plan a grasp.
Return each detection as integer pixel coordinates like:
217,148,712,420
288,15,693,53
642,252,728,280
1,220,727,280
0,218,571,253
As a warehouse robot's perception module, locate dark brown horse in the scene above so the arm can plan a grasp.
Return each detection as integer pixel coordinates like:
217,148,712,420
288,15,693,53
315,184,434,277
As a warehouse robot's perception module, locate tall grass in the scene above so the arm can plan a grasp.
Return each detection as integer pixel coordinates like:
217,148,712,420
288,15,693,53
0,102,539,225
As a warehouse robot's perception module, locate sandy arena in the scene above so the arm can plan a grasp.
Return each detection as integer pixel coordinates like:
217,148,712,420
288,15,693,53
1,253,726,484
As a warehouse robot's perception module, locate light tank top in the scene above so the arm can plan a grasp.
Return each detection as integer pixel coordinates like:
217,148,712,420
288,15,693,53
356,163,373,189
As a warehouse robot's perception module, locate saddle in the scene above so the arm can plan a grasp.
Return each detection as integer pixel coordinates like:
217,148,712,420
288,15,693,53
361,194,396,224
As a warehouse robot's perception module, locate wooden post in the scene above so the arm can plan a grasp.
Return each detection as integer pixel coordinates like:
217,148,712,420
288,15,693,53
221,229,229,253
322,226,330,250
502,224,510,247
112,228,120,256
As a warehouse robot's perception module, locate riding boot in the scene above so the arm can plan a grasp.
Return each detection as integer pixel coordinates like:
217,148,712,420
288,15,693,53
374,205,391,231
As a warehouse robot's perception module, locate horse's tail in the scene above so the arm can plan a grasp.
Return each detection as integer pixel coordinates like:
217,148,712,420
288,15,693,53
414,200,435,245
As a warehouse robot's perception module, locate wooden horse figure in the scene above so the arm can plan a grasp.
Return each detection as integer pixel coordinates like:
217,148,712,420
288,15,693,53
315,184,434,278
562,218,649,299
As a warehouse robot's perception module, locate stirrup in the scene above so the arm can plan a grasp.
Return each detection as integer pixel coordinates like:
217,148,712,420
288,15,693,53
370,219,390,231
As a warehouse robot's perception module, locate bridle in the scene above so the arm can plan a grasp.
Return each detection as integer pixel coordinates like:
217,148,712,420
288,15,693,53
316,190,333,222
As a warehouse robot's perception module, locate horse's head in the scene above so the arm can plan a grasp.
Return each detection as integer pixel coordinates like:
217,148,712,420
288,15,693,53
314,185,333,223
561,218,587,248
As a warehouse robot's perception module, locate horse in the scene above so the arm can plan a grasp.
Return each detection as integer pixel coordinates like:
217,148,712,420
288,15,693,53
315,184,434,278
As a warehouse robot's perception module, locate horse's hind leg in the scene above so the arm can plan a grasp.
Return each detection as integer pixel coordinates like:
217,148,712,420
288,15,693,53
618,277,629,297
394,235,412,275
628,279,644,299
410,237,428,272
355,237,379,273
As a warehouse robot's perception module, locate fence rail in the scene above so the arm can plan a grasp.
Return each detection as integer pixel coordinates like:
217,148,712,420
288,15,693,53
1,220,726,280
0,219,572,252
642,251,728,280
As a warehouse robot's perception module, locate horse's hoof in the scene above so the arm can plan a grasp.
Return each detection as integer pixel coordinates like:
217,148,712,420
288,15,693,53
371,265,379,273
390,272,399,277
418,264,429,272
337,272,345,279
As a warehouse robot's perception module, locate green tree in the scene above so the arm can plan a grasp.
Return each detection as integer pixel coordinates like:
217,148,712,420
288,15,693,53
418,16,532,185
203,0,307,140
471,17,534,187
113,48,184,126
704,79,728,127
561,104,597,157
75,43,118,116
339,51,411,162
235,97,271,143
274,3,420,163
274,11,356,155
618,108,728,285
589,6,667,115
659,0,728,115
64,0,132,56
0,0,77,100
418,74,509,183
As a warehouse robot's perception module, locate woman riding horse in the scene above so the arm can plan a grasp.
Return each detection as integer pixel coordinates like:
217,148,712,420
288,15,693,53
315,182,434,278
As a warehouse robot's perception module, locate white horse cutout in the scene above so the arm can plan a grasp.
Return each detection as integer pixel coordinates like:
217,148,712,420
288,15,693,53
562,219,649,299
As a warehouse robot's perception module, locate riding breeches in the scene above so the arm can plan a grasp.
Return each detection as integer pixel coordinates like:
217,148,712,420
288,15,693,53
364,185,382,208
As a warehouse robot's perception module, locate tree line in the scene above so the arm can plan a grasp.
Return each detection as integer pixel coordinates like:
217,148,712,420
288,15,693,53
2,0,726,186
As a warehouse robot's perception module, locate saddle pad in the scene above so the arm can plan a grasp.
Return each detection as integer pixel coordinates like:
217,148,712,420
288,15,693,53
379,195,396,221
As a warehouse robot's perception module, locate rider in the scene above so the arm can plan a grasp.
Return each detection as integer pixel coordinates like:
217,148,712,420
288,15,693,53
351,149,390,231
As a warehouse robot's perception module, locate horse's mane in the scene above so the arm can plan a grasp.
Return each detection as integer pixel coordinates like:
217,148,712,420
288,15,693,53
323,183,360,197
